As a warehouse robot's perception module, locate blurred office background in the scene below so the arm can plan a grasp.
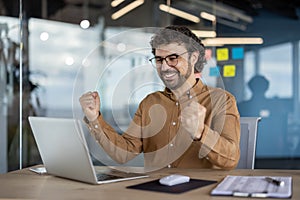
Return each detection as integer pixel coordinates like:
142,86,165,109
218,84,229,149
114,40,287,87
0,0,300,173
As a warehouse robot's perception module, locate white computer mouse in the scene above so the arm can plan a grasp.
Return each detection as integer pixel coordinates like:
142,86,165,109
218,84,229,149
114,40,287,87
159,174,190,186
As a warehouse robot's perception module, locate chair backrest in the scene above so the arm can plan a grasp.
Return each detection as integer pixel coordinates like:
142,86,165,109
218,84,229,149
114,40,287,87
237,117,261,169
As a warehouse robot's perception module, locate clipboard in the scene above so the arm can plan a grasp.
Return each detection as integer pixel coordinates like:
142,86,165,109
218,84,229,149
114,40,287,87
211,175,292,198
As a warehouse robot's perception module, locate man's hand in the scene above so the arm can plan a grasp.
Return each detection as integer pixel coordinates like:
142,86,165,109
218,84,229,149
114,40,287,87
79,91,100,122
180,101,206,140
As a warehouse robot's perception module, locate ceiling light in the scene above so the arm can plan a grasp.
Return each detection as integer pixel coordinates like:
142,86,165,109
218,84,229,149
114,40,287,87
80,0,90,29
200,12,216,22
159,4,200,23
203,37,264,46
80,20,90,29
40,32,49,41
192,30,216,38
65,56,74,66
111,0,125,7
111,0,144,20
195,0,253,23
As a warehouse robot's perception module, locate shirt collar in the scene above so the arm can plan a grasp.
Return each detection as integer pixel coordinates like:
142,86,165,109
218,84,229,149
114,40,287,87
163,78,206,101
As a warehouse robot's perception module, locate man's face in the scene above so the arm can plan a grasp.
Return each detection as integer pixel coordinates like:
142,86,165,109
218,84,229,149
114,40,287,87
155,43,193,90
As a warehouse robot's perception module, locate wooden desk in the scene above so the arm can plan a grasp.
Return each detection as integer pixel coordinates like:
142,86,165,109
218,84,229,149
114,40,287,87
0,167,299,200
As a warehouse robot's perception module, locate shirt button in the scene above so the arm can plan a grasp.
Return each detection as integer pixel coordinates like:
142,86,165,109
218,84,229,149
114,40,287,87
170,143,174,147
175,102,179,106
189,95,193,99
95,125,99,128
206,157,209,160
172,122,176,126
167,165,171,168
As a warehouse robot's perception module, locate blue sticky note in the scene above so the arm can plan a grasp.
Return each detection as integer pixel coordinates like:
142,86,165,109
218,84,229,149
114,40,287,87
232,47,244,59
209,66,220,77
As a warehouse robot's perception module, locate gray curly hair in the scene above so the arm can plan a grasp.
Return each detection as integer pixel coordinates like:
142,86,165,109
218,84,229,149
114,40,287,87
150,25,206,73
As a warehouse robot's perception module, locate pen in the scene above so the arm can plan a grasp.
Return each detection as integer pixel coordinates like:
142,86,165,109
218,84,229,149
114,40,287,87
265,177,285,186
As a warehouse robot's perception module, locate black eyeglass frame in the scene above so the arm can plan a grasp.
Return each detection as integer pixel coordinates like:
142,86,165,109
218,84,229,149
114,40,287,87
149,51,189,68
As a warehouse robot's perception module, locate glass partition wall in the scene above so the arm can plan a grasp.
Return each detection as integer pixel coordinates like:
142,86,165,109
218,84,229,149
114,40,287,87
0,16,23,173
1,0,300,173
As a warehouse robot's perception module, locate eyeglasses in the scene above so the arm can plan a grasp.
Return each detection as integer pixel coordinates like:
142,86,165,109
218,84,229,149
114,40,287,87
149,51,189,68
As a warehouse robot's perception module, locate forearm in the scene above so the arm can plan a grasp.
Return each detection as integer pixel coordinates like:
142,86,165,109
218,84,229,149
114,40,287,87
84,115,141,164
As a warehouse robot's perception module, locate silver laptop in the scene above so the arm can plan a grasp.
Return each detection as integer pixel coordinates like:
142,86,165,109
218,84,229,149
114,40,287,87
28,116,148,184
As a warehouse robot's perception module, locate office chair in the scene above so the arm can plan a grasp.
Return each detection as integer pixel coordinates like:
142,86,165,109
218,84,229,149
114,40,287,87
237,117,261,169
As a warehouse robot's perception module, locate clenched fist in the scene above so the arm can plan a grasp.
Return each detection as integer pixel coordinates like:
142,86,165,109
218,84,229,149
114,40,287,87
180,101,206,140
79,91,100,122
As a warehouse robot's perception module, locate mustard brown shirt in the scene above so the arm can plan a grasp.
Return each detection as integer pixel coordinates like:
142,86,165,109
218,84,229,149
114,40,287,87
85,79,240,170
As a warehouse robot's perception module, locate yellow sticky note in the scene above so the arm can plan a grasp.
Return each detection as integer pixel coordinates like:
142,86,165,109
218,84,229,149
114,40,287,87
216,48,229,61
223,65,236,77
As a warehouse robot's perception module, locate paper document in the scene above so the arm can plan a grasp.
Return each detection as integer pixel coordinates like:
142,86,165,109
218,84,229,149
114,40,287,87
211,175,292,198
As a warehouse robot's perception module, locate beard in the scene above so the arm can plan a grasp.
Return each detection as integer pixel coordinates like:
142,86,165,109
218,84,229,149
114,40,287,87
159,62,193,90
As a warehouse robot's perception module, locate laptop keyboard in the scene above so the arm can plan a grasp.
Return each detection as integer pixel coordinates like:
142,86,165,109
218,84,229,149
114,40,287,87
96,173,123,181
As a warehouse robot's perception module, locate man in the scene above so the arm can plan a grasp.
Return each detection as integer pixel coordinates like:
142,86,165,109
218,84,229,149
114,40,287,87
80,26,240,170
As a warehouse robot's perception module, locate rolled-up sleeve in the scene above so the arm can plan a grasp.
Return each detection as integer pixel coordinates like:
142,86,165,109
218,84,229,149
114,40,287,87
197,92,240,169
